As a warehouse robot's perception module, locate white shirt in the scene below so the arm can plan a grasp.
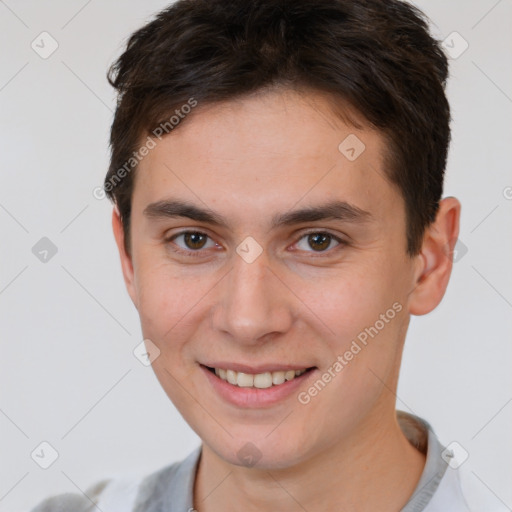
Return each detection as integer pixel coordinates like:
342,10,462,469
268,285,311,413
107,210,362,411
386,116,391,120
30,412,508,512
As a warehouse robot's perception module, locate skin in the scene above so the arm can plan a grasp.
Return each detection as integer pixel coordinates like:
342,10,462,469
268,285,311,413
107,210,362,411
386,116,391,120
112,87,461,511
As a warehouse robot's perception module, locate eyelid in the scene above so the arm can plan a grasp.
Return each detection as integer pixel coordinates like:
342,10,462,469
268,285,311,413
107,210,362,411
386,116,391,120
164,228,347,257
291,229,347,254
165,230,219,257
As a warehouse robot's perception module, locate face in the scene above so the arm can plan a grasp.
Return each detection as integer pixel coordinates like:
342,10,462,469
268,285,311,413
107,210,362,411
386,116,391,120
114,88,426,469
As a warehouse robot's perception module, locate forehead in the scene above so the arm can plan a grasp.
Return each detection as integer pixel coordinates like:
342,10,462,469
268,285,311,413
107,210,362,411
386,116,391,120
133,88,402,228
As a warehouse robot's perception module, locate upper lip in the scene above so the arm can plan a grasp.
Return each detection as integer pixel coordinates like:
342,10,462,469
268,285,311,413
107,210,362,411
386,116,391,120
201,362,315,374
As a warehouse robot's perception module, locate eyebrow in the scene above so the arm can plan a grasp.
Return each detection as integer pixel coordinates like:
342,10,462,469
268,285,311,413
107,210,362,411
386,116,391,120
143,198,373,229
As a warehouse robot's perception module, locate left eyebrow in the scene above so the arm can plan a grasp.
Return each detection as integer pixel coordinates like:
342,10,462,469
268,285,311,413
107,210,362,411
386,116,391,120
271,200,373,228
143,198,373,229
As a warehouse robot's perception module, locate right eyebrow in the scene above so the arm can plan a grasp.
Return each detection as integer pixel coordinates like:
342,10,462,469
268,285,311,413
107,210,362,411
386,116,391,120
143,199,227,226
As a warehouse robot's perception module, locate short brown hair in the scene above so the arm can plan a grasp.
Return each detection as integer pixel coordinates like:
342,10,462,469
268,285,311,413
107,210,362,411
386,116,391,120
105,0,450,256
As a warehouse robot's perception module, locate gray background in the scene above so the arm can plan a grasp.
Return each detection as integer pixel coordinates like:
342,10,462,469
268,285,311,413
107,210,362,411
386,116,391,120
1,1,511,510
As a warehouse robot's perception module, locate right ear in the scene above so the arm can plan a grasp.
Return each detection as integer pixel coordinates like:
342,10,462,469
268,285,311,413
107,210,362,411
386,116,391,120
112,206,138,308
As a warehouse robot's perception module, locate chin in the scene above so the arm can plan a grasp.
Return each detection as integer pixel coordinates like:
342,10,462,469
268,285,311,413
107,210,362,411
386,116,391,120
206,433,311,470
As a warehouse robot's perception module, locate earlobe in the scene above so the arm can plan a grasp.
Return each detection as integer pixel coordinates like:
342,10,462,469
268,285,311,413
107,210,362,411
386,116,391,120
111,206,138,308
408,197,461,316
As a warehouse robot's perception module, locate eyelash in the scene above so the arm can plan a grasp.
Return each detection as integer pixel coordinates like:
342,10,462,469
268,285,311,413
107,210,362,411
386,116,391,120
164,230,347,258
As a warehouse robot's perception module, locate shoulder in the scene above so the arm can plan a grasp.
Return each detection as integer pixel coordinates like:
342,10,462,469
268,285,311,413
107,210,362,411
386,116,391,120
458,464,510,512
29,472,147,512
132,445,201,511
398,412,508,512
29,478,111,512
419,433,508,512
29,472,148,512
427,465,510,512
28,447,202,512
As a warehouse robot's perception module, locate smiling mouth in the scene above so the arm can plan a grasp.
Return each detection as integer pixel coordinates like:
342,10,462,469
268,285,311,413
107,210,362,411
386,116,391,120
203,365,316,389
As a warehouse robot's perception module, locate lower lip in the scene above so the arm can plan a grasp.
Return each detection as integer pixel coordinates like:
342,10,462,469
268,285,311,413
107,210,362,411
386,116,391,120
200,365,316,408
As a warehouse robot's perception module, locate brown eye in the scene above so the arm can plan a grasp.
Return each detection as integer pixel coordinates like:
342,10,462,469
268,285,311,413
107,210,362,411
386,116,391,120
296,232,341,253
309,233,331,251
183,232,208,250
169,231,217,254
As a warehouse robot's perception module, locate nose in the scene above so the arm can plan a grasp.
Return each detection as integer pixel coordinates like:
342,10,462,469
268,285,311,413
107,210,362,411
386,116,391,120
211,249,294,345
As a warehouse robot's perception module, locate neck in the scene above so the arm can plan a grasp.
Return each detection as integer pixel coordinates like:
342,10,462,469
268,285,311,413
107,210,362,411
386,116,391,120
193,409,426,512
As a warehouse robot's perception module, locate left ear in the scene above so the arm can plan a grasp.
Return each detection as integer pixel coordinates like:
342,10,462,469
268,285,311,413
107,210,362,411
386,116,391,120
408,196,461,316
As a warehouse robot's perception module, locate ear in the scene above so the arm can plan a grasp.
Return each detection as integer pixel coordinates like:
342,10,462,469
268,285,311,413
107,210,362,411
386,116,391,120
408,197,461,316
112,206,138,308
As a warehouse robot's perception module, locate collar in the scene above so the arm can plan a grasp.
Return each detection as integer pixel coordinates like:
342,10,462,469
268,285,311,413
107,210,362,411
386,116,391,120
132,411,451,512
400,413,451,511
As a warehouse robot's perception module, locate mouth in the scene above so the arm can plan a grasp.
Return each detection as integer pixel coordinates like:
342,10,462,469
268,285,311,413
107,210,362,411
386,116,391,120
200,362,318,408
201,364,316,389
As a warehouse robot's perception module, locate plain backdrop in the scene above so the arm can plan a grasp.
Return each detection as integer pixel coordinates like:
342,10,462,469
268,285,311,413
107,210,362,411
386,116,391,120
1,1,511,511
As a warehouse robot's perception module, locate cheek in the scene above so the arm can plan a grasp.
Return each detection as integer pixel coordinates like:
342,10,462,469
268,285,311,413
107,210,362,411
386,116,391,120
134,262,197,345
295,311,405,441
299,267,392,342
133,260,225,372
297,265,405,383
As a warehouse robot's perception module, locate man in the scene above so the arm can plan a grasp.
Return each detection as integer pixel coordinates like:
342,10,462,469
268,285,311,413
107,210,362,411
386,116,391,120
31,0,503,510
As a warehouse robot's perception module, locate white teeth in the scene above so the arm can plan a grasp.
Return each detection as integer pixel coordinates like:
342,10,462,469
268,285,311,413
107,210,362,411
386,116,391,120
211,367,309,388
253,372,273,389
285,370,296,381
237,372,254,387
226,369,238,385
272,371,285,385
